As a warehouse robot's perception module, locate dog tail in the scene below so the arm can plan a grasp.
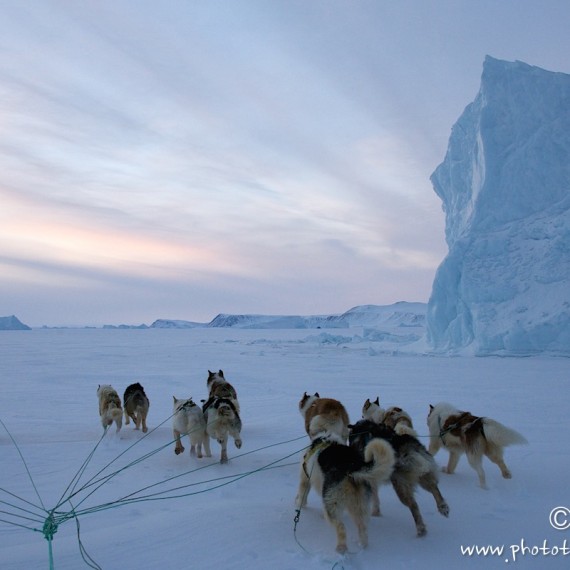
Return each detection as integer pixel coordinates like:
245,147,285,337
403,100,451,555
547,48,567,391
394,424,419,438
481,419,528,447
101,405,123,432
353,439,395,485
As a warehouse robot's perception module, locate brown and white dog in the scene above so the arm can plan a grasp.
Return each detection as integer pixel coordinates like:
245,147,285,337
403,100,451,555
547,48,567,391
123,382,150,433
97,384,122,433
295,431,395,554
299,392,350,442
172,396,211,458
207,370,240,413
427,402,528,488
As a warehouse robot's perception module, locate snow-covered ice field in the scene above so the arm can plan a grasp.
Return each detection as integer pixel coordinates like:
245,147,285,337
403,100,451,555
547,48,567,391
1,328,568,569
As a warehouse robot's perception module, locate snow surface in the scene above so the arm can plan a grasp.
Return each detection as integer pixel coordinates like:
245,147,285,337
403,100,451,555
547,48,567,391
428,57,570,356
1,327,568,569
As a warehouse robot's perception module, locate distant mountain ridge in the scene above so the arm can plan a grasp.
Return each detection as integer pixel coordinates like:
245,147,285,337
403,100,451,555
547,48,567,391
150,302,426,330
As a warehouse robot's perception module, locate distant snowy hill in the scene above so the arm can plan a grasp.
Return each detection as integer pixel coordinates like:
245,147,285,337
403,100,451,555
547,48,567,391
428,57,570,356
0,315,31,331
150,302,426,330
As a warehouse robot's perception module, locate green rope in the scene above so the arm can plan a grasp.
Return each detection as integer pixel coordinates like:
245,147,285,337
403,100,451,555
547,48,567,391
1,405,310,570
0,418,46,510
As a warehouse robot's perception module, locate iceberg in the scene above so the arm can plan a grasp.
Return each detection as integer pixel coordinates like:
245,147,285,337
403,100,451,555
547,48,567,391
427,56,570,355
0,315,31,330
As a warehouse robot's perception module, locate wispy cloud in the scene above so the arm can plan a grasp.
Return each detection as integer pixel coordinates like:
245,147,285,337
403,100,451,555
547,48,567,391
0,1,567,325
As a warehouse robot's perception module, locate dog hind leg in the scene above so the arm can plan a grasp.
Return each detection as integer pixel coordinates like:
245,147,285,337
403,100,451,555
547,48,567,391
294,464,311,509
323,500,348,554
392,479,427,537
203,435,212,458
443,450,461,474
230,426,242,449
218,433,229,464
346,487,370,548
173,430,184,455
486,443,512,479
419,473,449,517
466,451,487,489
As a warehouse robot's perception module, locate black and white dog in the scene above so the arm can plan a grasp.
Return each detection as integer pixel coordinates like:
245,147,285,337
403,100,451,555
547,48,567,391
349,419,449,537
295,432,395,554
202,396,242,464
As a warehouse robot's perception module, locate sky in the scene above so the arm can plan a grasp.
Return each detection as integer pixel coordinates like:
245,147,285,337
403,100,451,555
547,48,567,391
1,1,569,327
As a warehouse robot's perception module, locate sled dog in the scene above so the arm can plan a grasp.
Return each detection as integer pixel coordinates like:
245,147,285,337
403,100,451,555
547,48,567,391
123,382,150,433
172,397,211,458
299,392,350,442
207,370,240,413
427,402,528,488
202,396,242,464
382,406,418,437
350,420,449,536
294,432,395,554
97,384,122,433
362,397,385,424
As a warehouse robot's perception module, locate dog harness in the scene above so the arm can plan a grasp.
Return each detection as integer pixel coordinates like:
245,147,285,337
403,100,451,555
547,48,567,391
301,438,330,479
437,413,486,443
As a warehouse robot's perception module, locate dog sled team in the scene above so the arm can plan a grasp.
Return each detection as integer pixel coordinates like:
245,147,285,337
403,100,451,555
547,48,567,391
97,369,242,464
98,374,526,555
296,392,527,554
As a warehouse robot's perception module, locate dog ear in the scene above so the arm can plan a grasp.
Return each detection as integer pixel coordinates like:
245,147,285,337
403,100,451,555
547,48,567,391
314,392,320,398
429,404,434,411
219,369,224,377
374,397,380,405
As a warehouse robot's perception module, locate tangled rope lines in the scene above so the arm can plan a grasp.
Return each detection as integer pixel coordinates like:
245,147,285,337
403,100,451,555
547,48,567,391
0,415,308,569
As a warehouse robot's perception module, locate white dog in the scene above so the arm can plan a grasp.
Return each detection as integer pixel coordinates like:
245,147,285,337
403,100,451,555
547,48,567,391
97,384,122,433
172,397,211,458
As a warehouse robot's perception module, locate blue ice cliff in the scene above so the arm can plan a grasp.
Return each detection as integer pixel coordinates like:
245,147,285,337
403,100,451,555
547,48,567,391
427,56,570,356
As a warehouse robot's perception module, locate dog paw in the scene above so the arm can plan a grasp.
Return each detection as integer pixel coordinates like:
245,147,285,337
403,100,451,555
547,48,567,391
175,448,183,455
336,544,348,555
502,471,512,479
417,525,427,537
439,503,450,517
235,439,242,449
